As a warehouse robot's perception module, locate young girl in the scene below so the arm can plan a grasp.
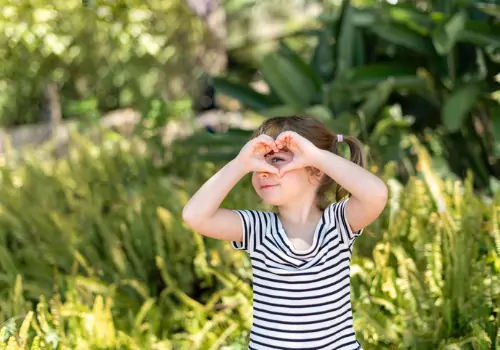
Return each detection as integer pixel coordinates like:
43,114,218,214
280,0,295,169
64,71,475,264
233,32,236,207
182,116,388,350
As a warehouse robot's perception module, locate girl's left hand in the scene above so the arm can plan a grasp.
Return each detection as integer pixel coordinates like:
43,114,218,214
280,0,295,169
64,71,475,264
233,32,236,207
275,131,320,176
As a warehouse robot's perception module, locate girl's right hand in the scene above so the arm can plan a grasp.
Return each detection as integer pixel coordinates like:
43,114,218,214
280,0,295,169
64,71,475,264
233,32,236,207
236,134,280,175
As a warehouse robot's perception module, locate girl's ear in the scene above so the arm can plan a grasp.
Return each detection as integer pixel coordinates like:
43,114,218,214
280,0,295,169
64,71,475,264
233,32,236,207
306,166,322,177
307,167,323,186
313,167,322,178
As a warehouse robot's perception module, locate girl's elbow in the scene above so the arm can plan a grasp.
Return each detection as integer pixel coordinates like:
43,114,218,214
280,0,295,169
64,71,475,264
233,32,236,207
182,205,197,227
380,182,389,200
366,180,388,208
375,182,389,208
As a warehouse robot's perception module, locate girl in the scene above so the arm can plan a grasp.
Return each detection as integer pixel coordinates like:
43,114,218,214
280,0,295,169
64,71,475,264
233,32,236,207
182,116,388,350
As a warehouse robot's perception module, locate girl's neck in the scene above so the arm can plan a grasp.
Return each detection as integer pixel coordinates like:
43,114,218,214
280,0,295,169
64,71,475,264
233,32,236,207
277,203,323,226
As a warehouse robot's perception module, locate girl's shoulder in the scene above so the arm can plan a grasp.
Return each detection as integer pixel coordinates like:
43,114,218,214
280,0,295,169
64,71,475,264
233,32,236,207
231,208,277,227
232,208,275,218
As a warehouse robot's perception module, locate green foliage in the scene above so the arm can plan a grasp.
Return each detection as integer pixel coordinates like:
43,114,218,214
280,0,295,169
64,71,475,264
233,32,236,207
0,272,252,349
352,141,500,349
0,131,256,348
0,0,210,126
211,0,500,189
0,130,497,348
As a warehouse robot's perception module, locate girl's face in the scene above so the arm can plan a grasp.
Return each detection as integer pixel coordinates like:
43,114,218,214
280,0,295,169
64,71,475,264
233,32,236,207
251,149,320,207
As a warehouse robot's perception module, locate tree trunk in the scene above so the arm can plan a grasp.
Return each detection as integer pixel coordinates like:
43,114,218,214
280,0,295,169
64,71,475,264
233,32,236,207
185,0,227,112
185,0,227,74
41,82,62,138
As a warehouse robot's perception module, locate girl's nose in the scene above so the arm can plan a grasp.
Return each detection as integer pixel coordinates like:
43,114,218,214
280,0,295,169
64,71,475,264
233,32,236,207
259,172,269,178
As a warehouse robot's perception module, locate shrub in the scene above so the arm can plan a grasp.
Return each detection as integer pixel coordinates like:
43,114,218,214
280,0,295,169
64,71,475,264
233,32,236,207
0,131,498,349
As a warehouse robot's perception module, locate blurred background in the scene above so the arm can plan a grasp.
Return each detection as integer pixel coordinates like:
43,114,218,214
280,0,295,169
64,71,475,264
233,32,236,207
0,0,499,349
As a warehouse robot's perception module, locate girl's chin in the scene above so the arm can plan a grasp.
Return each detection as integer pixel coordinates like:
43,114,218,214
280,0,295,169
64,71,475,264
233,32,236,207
260,196,285,206
255,187,287,206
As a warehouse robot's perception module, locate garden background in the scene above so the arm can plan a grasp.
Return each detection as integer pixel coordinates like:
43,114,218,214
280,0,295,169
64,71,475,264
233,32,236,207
0,0,499,349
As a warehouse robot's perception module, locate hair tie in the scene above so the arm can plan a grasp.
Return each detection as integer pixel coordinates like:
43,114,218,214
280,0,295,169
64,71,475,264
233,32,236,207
337,134,343,142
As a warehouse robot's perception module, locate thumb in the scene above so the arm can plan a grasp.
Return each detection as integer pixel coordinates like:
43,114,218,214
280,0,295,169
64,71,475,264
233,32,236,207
260,163,279,176
267,165,280,176
279,161,298,177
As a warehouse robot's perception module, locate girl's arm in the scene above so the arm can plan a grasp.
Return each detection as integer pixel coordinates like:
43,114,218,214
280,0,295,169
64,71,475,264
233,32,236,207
182,159,248,242
311,149,388,232
274,131,387,232
182,134,280,242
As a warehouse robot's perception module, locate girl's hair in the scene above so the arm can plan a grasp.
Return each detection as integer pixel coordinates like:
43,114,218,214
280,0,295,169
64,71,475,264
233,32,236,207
251,115,367,210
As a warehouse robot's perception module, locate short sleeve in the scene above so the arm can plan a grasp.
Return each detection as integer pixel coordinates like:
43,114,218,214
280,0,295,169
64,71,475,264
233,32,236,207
230,210,267,255
327,199,363,248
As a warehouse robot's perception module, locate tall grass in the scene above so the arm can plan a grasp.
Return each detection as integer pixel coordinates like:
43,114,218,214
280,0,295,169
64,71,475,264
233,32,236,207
352,140,500,349
0,131,498,349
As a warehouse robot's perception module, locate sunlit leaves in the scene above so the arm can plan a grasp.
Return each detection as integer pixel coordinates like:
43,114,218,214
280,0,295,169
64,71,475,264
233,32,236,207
0,0,211,125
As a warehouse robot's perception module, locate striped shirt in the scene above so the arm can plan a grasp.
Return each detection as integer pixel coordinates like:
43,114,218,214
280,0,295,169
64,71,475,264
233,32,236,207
231,199,363,350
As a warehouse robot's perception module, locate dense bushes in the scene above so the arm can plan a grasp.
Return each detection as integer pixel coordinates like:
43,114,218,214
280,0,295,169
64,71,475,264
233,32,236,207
211,0,500,190
352,144,500,348
0,132,255,348
0,131,498,349
1,0,498,347
0,0,211,126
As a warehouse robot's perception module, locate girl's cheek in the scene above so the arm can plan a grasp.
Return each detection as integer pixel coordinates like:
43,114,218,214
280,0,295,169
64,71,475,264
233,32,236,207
251,174,259,188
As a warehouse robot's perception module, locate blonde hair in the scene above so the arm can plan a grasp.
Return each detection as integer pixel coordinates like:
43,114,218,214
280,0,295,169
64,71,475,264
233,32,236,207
252,116,367,210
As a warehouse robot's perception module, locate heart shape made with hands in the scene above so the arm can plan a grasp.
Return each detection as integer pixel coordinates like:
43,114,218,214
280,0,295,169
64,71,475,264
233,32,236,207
243,131,319,177
271,131,318,176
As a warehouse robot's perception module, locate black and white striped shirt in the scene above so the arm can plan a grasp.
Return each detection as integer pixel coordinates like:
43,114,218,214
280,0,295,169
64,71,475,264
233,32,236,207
231,199,363,350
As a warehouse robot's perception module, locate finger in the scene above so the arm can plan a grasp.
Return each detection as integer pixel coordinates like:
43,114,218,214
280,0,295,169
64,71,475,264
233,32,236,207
279,162,299,176
258,134,279,151
276,131,294,143
279,138,292,152
258,139,278,153
253,143,266,156
275,136,285,148
275,136,287,149
275,133,285,146
276,132,294,149
255,141,275,155
259,134,275,142
262,164,279,175
270,166,280,175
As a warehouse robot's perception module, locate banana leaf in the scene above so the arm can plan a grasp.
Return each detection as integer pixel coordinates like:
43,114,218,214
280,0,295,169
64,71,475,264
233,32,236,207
442,83,482,132
259,52,319,107
212,78,278,110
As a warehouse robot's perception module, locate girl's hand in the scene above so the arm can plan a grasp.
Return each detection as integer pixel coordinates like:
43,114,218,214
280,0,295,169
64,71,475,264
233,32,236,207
236,134,280,175
275,131,320,176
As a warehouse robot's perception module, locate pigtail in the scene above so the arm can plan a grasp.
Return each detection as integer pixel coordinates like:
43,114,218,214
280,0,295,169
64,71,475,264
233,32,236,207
331,135,367,201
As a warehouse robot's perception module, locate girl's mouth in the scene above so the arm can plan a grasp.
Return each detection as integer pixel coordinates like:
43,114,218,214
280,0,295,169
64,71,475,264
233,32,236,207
261,185,278,189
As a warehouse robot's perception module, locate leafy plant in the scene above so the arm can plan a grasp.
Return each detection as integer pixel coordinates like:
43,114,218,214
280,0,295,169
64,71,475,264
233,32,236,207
208,0,500,190
0,0,211,126
0,129,498,348
0,130,256,347
352,138,500,349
